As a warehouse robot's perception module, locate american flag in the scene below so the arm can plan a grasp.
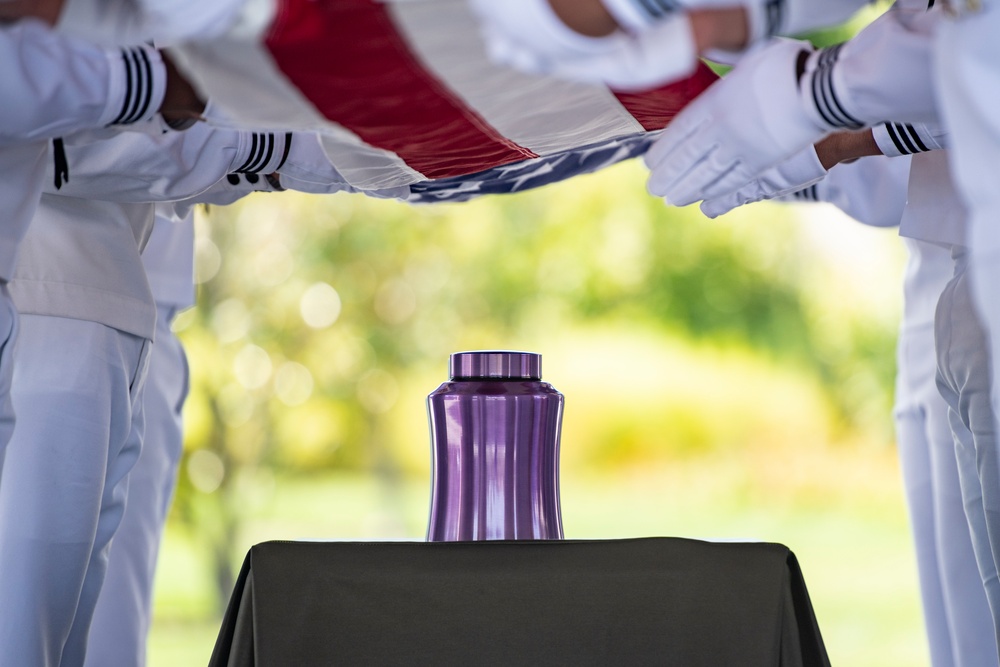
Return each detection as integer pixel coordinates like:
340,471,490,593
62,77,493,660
172,0,716,202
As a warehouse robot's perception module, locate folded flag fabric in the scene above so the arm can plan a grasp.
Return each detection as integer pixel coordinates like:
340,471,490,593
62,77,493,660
171,0,716,201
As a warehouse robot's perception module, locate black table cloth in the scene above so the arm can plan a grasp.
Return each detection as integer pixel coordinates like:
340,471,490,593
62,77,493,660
208,538,830,667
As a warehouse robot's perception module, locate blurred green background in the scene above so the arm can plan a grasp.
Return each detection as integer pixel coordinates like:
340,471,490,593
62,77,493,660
145,151,927,665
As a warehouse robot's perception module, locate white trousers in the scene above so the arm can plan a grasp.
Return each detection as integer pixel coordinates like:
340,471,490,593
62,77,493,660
935,6,1000,428
898,241,997,667
0,315,150,667
85,306,188,667
0,285,18,482
935,246,1000,657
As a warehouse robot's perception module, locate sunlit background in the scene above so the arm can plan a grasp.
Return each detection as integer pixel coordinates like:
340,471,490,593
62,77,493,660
143,6,922,661
141,151,927,665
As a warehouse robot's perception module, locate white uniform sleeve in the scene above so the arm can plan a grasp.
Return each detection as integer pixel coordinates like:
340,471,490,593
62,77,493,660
174,171,278,214
871,121,947,157
800,5,940,131
42,124,292,202
56,0,245,46
786,154,911,228
0,20,166,145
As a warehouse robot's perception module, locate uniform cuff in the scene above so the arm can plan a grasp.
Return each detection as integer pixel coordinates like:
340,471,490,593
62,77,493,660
786,182,823,203
801,45,865,132
877,121,947,157
100,46,167,127
229,131,294,175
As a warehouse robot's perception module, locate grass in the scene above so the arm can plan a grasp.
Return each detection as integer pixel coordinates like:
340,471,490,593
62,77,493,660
148,450,928,667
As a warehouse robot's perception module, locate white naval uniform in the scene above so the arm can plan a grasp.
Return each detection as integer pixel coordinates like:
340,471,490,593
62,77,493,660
57,0,247,46
85,208,194,667
789,148,996,667
818,0,1000,658
934,2,1000,398
784,149,910,228
639,0,996,659
906,149,1000,660
0,124,286,667
78,129,364,665
933,13,1000,656
917,153,1000,658
84,183,273,667
890,150,999,667
783,7,1000,661
0,193,157,667
0,20,167,483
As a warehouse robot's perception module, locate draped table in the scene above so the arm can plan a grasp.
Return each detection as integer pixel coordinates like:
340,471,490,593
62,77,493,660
208,538,830,666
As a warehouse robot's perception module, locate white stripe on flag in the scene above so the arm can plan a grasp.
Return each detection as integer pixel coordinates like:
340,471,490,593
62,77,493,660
318,128,427,191
171,35,327,130
171,6,426,191
387,0,645,158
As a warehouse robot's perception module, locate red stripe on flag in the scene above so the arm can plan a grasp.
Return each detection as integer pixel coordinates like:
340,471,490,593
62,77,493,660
264,0,537,180
613,64,718,131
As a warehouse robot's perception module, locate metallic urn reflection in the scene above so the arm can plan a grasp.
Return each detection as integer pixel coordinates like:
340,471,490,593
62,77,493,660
426,351,564,541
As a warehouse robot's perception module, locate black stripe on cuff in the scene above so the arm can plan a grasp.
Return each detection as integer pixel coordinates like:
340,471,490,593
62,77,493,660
902,124,929,152
121,49,145,123
809,47,864,130
884,123,910,155
111,50,136,125
238,133,275,174
275,133,293,172
235,133,262,173
792,184,818,202
255,134,276,174
111,47,155,125
133,48,154,124
894,123,918,154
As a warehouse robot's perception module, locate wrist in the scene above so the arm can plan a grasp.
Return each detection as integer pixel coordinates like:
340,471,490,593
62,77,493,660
159,52,206,129
814,129,880,170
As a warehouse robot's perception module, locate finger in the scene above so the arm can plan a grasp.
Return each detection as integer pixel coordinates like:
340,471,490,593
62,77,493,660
664,152,743,206
643,106,706,171
644,126,722,198
699,196,738,219
697,162,757,202
698,175,766,217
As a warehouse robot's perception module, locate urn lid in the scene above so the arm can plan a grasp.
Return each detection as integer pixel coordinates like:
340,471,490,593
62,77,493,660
449,351,542,380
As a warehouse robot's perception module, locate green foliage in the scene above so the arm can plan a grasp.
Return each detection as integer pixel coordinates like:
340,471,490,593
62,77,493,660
173,158,901,606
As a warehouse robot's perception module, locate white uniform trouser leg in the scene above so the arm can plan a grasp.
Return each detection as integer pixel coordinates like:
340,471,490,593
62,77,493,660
0,285,18,482
0,315,150,667
935,5,1000,453
0,140,45,482
935,247,1000,656
85,306,188,667
897,242,998,667
934,15,1000,660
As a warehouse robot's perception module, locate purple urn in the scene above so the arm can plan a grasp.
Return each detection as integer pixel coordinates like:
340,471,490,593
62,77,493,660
426,351,564,541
